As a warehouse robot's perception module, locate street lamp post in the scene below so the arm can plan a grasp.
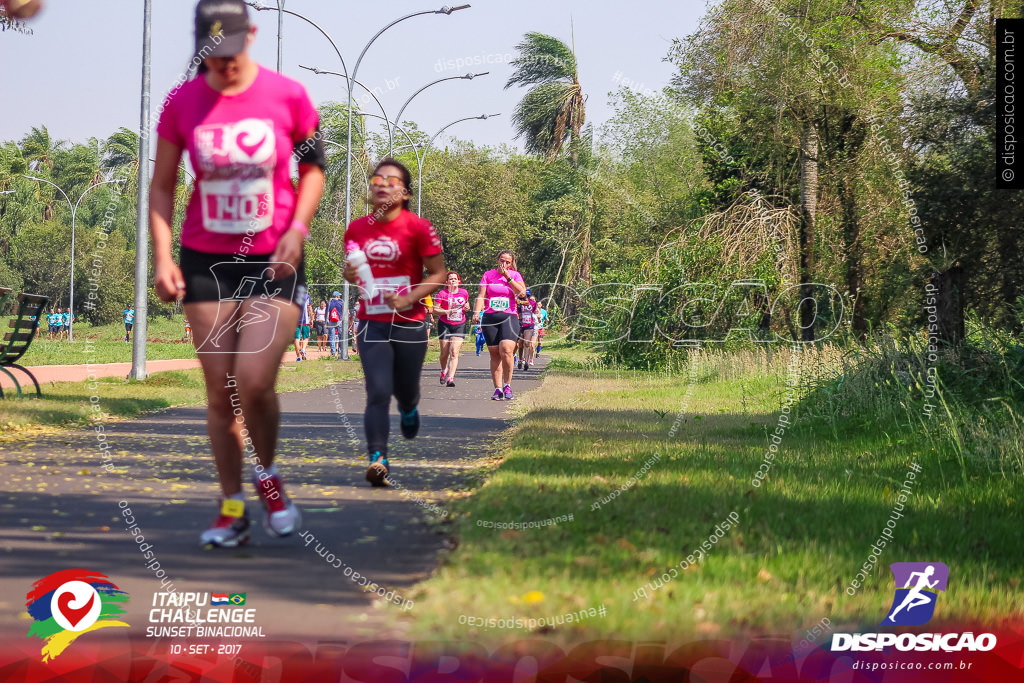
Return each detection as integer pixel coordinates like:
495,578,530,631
298,65,395,152
340,5,469,360
23,176,125,341
420,114,501,208
275,0,284,71
244,1,470,360
346,5,470,222
131,0,153,380
390,72,488,155
371,113,500,214
352,112,426,208
321,140,370,213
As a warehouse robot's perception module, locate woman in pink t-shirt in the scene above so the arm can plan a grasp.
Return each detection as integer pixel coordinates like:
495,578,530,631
434,271,470,387
149,0,324,549
473,250,528,400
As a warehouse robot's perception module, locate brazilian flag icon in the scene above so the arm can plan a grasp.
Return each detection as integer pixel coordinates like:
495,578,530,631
229,593,246,605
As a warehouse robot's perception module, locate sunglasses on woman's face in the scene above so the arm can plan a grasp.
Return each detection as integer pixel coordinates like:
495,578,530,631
370,174,404,188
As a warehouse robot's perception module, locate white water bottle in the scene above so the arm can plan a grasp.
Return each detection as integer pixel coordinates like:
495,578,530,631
346,242,376,300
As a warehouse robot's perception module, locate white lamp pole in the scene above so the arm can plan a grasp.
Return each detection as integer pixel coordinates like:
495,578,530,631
23,176,126,341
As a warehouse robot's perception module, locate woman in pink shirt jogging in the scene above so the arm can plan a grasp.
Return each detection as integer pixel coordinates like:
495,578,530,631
474,250,528,400
434,271,470,387
149,0,324,548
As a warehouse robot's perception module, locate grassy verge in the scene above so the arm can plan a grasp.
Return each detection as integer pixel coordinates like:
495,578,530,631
0,355,365,434
22,316,197,365
406,342,1023,644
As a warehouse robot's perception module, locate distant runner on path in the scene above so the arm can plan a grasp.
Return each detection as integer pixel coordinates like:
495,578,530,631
123,307,134,342
149,0,325,548
435,271,469,387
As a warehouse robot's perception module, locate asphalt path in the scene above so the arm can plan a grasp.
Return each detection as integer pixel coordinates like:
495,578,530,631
0,348,548,644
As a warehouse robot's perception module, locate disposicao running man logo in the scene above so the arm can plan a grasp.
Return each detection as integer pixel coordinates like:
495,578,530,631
25,569,130,662
883,562,949,626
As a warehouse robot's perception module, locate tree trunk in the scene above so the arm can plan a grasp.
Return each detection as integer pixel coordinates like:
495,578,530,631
997,218,1021,331
931,265,965,346
578,221,592,286
799,121,819,342
837,113,868,339
548,234,571,313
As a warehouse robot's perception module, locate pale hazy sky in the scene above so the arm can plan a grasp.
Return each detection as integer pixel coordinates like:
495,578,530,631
1,0,703,154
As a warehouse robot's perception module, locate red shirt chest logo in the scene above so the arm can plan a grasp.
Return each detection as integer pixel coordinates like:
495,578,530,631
364,236,401,263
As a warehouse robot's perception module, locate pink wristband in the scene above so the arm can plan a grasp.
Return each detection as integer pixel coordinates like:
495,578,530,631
289,219,310,237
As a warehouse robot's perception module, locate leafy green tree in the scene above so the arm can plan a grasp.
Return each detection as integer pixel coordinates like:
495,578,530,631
668,0,911,339
11,219,70,305
419,142,539,280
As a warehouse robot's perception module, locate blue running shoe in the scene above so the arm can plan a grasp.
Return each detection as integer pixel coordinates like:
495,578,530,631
400,406,419,439
366,451,390,487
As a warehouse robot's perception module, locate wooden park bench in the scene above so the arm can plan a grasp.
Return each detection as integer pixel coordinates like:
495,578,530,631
0,289,49,398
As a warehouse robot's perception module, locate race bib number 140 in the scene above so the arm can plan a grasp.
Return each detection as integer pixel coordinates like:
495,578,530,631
200,178,273,234
194,119,277,235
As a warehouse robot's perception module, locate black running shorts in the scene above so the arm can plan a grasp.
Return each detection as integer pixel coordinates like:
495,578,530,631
437,320,467,339
481,311,520,346
179,246,307,306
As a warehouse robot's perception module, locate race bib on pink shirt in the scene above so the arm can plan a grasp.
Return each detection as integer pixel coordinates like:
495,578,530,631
194,118,276,234
448,297,466,322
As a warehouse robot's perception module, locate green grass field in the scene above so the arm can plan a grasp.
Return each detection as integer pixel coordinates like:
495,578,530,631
21,316,198,366
404,341,1023,644
5,328,1019,645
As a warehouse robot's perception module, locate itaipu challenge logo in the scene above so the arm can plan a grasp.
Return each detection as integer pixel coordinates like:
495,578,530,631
883,562,949,626
25,569,130,662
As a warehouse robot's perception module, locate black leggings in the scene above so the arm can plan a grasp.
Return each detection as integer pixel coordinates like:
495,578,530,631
356,320,429,456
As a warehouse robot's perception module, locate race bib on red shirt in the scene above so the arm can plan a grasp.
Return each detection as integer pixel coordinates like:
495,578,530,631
365,276,413,316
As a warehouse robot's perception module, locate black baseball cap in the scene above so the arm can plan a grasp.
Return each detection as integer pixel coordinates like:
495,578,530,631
194,0,251,59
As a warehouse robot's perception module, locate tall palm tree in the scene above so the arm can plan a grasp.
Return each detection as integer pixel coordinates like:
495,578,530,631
505,31,586,161
20,126,68,221
102,127,140,176
56,139,105,194
20,125,65,172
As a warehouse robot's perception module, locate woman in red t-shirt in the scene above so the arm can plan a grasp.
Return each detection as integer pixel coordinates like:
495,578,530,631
343,158,446,486
149,0,324,548
434,271,470,387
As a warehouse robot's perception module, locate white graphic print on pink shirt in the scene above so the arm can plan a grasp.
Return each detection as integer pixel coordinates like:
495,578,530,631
194,118,277,234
